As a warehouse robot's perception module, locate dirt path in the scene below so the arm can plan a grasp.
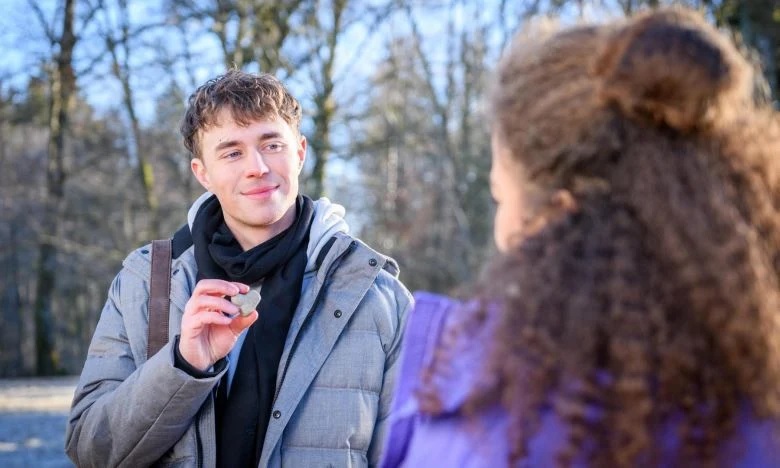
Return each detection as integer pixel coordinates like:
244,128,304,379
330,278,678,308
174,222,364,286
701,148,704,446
0,376,78,467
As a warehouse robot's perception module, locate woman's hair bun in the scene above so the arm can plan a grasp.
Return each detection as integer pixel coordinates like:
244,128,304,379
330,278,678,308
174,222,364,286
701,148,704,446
594,8,751,132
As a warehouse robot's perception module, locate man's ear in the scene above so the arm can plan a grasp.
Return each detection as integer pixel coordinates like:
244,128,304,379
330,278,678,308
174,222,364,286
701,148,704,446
297,136,307,174
191,158,211,190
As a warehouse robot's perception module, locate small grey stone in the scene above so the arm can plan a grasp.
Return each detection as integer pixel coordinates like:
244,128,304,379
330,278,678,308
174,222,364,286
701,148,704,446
230,290,261,316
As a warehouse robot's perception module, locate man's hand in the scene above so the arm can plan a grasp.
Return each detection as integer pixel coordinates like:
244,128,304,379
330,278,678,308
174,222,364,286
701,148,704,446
178,279,258,371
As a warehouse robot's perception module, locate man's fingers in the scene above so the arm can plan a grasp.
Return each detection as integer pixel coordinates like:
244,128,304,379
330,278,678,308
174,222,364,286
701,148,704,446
189,295,240,316
192,279,241,298
230,310,259,334
188,308,235,328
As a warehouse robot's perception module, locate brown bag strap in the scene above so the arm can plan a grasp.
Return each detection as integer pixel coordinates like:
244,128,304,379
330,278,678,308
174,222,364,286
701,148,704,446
147,239,172,358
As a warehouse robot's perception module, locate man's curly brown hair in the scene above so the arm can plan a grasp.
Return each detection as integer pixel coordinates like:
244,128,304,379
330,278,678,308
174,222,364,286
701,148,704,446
419,8,780,467
180,69,302,159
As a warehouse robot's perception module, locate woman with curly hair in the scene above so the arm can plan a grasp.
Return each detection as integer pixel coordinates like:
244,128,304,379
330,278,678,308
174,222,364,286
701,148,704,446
381,7,780,467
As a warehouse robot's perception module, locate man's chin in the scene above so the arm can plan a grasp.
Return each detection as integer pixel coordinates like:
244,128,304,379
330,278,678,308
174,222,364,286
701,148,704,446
243,217,280,229
233,200,296,229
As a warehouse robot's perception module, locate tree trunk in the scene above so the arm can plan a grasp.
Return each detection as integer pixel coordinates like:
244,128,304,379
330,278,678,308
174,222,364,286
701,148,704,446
105,0,160,240
1,210,24,376
34,0,76,375
308,0,345,198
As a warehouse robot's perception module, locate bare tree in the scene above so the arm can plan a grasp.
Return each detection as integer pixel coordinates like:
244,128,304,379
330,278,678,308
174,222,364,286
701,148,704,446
30,0,77,374
169,0,306,73
94,0,165,240
0,83,24,375
305,0,346,198
1,0,775,377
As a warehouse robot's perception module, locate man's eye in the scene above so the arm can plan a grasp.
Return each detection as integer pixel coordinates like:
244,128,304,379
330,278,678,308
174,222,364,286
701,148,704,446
264,143,285,153
222,151,241,159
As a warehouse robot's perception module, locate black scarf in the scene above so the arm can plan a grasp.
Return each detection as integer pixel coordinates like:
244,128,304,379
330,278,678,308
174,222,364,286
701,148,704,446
191,194,314,467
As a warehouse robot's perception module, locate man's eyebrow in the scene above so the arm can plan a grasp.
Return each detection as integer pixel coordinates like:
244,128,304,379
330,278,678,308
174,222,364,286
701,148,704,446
214,139,240,152
258,131,283,141
212,132,283,152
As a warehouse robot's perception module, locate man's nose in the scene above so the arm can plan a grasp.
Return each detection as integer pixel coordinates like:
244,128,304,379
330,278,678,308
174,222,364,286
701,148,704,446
246,149,270,176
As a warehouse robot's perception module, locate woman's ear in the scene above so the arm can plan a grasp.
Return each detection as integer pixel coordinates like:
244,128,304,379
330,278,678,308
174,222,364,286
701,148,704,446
551,189,577,212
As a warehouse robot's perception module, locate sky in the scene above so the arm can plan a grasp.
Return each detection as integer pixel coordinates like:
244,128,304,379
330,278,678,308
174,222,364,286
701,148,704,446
0,0,619,121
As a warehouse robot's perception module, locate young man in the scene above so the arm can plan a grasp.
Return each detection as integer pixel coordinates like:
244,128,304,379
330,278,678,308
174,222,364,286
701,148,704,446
66,70,412,467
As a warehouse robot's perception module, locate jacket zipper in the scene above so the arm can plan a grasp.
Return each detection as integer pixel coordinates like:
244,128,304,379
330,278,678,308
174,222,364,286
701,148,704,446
271,240,357,408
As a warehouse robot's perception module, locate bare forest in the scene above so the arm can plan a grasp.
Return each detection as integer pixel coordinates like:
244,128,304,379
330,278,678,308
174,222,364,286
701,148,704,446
0,0,777,377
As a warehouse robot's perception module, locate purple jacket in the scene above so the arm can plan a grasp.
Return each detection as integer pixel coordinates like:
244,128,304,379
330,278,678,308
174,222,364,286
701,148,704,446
381,292,780,467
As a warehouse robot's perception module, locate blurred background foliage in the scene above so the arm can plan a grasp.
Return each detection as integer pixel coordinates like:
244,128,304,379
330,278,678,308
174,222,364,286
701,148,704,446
0,0,777,376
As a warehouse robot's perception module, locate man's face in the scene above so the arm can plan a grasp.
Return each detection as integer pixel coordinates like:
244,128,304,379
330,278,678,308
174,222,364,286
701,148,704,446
191,109,306,249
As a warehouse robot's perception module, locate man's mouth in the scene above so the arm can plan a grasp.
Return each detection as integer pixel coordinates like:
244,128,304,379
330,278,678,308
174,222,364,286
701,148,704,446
243,186,277,198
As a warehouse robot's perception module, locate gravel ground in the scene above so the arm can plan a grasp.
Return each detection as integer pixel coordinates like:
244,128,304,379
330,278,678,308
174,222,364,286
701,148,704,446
0,376,78,467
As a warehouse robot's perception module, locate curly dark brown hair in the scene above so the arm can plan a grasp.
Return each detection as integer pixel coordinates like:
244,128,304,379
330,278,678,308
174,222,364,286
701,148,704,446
419,8,780,467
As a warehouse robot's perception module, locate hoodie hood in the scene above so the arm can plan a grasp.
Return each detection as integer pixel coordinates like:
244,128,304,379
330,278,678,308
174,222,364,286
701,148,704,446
304,197,350,272
187,192,350,273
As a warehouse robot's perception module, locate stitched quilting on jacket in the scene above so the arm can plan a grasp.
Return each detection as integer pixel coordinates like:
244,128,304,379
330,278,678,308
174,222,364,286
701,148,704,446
66,199,413,468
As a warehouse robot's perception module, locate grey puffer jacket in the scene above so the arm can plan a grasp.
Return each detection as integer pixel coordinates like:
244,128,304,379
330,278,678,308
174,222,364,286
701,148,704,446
65,198,412,468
